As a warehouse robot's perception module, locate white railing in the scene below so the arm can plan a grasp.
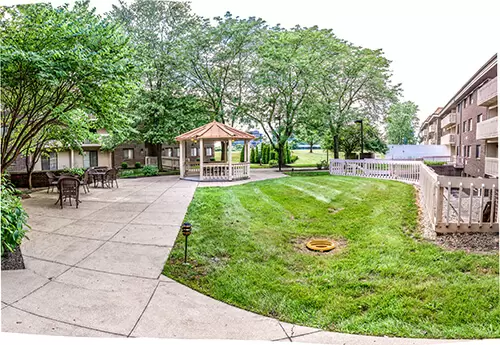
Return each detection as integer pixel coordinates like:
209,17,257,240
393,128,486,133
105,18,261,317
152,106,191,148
185,161,200,175
476,116,498,140
485,157,498,177
330,159,498,233
145,156,158,166
441,113,457,129
203,164,230,181
161,156,180,170
330,159,421,184
232,163,250,180
477,77,497,106
440,133,455,145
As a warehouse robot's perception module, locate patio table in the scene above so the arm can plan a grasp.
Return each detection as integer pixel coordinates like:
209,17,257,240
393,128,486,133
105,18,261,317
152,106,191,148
88,171,107,188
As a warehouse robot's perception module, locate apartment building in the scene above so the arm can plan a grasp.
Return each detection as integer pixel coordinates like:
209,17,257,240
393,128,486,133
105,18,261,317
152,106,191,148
421,54,497,178
419,107,443,145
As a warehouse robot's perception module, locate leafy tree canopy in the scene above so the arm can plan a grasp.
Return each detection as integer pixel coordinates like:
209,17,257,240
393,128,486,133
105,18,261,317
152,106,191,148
384,101,420,145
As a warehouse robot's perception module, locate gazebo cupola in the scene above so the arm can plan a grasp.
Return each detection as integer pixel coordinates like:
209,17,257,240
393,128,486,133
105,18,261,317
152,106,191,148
175,121,255,181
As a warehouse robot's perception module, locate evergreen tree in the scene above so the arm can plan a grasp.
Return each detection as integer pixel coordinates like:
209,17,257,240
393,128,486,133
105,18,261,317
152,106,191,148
255,145,260,164
240,147,245,162
250,147,256,163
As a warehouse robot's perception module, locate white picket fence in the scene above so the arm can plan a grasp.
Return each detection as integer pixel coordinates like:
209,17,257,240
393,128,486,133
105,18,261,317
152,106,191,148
330,159,498,233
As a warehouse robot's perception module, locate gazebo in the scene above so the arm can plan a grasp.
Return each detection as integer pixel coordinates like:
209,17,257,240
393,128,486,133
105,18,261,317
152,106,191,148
175,121,255,181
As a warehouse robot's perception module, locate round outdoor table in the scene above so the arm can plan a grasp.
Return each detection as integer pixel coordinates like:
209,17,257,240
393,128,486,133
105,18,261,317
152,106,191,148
89,171,106,188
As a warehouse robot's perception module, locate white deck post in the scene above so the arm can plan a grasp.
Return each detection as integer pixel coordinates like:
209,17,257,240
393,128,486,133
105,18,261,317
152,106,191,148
179,140,185,178
228,139,233,181
70,149,75,168
199,138,204,181
246,140,251,178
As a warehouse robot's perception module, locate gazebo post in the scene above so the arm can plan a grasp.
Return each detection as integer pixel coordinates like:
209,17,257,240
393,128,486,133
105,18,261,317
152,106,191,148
246,140,251,178
228,139,233,181
199,138,204,181
179,140,185,178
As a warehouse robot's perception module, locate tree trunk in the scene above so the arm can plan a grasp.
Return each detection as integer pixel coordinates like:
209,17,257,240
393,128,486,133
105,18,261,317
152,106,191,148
333,135,339,159
278,143,283,172
309,142,313,153
156,143,162,171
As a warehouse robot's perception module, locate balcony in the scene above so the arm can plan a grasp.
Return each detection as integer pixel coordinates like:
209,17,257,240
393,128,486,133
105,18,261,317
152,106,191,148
453,156,465,168
441,133,456,145
441,113,457,129
485,157,498,177
428,123,437,133
477,77,497,107
477,116,498,140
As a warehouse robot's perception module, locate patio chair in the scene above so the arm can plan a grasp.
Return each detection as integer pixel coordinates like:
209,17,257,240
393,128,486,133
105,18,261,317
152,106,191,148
104,168,119,188
56,176,81,209
80,169,92,193
46,171,59,193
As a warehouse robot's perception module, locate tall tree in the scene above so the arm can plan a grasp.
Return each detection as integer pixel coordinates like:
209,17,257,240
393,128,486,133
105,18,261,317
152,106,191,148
384,101,420,144
0,1,138,172
247,26,324,171
178,12,267,126
314,33,400,158
110,0,210,169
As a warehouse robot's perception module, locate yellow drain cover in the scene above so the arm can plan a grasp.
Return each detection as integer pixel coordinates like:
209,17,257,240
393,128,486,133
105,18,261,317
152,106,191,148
306,239,335,252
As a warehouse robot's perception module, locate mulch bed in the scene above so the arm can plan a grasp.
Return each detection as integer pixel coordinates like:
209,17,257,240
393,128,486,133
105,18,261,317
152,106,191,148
1,246,26,270
435,233,499,254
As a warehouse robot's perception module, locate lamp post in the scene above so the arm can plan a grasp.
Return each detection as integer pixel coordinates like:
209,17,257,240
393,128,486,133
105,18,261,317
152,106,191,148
354,119,364,158
181,222,192,264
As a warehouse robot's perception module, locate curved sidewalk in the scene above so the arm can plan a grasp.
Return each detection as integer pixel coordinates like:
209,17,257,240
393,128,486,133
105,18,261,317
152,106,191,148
0,171,472,343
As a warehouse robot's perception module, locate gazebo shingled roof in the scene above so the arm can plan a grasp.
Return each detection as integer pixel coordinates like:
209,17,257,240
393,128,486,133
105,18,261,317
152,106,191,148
175,121,255,141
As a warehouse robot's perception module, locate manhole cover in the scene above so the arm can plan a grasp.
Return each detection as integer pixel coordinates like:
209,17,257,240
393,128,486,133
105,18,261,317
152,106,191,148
306,239,335,252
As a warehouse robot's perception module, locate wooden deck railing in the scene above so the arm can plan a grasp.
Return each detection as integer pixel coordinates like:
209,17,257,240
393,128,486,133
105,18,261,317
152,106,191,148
330,159,498,233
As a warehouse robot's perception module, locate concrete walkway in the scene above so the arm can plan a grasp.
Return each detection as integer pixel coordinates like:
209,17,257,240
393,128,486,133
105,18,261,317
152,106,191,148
0,171,466,343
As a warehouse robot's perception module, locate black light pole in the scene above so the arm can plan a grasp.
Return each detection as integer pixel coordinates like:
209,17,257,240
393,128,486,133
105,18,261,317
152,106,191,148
181,222,192,264
354,119,364,158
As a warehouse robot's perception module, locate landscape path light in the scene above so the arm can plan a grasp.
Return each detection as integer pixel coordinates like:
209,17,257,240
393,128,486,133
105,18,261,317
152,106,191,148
181,222,192,264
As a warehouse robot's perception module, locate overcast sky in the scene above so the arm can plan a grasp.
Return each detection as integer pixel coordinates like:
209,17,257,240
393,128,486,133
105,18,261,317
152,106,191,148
5,0,499,124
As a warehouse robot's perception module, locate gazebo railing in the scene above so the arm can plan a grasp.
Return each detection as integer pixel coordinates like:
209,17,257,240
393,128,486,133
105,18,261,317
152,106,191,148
204,164,230,181
232,163,249,180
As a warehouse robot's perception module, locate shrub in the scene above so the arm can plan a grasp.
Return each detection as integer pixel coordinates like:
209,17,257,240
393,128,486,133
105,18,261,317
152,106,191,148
63,167,84,177
121,162,128,169
134,162,142,169
290,155,299,163
316,159,328,170
1,176,30,256
268,159,278,168
120,169,135,177
240,148,245,162
210,157,215,161
142,165,159,176
425,161,446,166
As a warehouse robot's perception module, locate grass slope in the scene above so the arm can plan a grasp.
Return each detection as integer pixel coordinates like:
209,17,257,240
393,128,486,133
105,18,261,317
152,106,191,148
164,175,499,339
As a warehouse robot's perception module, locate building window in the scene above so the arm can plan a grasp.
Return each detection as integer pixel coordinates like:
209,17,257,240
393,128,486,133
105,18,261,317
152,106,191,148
463,99,467,109
166,148,172,157
205,147,213,156
41,152,58,171
468,145,472,158
477,114,482,123
457,103,461,113
174,148,179,157
456,146,460,156
123,148,134,160
476,145,481,158
462,121,466,132
456,124,460,134
469,94,473,105
83,151,98,168
468,118,472,131
190,148,198,157
463,145,467,158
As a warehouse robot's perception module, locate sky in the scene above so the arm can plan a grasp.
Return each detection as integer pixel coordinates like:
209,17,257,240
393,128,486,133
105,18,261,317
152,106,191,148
4,0,500,125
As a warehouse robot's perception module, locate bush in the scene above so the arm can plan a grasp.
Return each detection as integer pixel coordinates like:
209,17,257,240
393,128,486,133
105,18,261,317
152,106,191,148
120,169,135,177
268,159,278,168
1,176,30,256
425,161,446,166
63,167,84,177
134,162,142,169
316,159,328,170
142,165,159,176
290,155,299,163
240,148,245,162
121,162,128,169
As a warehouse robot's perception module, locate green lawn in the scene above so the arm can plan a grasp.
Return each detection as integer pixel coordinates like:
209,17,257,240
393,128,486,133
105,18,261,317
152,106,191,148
164,175,499,339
